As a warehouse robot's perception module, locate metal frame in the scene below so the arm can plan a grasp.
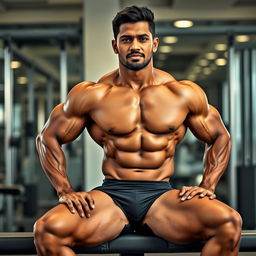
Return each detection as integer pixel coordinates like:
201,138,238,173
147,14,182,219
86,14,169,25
228,42,256,220
252,49,256,166
1,27,77,231
156,25,256,36
26,67,35,184
4,39,14,231
228,43,239,210
46,78,54,116
59,39,69,157
11,44,59,84
242,49,251,166
60,39,68,103
0,27,79,39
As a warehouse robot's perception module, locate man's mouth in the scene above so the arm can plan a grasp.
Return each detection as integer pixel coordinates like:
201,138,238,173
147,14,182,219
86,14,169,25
127,53,144,58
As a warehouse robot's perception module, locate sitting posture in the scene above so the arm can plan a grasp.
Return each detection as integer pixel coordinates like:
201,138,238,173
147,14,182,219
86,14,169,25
34,6,242,256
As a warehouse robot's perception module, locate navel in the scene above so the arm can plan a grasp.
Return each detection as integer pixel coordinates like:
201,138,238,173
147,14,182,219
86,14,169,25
134,170,143,173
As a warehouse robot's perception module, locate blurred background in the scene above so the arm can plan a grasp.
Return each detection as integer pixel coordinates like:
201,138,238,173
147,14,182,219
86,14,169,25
0,0,255,232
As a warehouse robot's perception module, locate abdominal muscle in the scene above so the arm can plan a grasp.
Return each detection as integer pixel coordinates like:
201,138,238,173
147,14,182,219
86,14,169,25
101,132,177,181
102,156,175,181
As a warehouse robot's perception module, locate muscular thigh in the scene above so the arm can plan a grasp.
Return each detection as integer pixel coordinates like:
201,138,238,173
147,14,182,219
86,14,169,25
39,190,129,246
143,190,234,243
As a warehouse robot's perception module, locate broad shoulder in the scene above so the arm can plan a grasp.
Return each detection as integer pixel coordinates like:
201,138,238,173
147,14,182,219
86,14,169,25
64,80,110,116
167,79,209,115
68,80,110,96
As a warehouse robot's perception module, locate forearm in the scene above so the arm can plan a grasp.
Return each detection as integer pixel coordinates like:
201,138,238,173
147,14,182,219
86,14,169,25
36,134,74,197
199,134,231,192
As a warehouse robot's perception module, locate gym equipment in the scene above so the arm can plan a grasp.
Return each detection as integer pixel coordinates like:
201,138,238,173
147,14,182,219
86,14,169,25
0,230,255,255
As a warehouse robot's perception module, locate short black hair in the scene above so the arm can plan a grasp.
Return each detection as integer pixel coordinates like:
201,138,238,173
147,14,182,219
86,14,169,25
112,6,155,39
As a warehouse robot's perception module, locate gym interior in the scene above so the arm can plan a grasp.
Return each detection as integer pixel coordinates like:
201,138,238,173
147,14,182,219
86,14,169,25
0,0,255,255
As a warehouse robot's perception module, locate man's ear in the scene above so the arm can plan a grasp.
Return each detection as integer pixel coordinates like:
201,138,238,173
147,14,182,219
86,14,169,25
152,37,159,53
112,39,119,54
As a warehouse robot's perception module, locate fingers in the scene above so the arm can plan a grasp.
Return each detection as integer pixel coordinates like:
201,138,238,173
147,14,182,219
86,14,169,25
59,196,76,214
86,193,95,210
179,186,189,196
75,195,90,218
59,192,95,218
199,190,216,200
209,193,216,200
179,186,216,201
181,187,199,201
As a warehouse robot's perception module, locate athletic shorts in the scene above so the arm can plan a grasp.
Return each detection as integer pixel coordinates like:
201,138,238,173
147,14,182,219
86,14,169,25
92,179,174,234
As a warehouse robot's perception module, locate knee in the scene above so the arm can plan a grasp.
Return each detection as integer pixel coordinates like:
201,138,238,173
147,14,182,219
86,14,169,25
228,210,243,231
34,217,65,255
33,218,45,240
33,217,55,248
34,214,69,240
33,218,47,250
218,210,242,238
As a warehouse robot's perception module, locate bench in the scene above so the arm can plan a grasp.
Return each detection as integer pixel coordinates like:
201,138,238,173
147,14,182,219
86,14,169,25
0,231,255,255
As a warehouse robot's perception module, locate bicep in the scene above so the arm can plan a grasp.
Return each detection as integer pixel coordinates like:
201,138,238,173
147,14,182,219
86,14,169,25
41,103,87,145
185,105,230,145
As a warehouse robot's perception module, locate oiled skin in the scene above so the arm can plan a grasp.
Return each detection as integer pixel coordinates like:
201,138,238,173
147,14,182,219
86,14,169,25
34,21,242,256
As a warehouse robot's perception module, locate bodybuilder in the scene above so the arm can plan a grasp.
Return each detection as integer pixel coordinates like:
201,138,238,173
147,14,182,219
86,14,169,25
34,6,242,256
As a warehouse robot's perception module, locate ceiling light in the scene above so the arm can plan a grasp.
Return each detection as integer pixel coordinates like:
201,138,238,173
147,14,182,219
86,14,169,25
159,46,172,53
174,20,194,28
235,35,250,43
163,36,178,44
17,76,28,85
215,58,227,66
214,44,227,51
224,51,228,58
203,67,211,75
205,52,217,60
199,59,209,67
11,61,21,69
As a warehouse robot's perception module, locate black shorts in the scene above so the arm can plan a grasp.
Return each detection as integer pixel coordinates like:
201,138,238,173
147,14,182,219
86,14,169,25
92,179,174,234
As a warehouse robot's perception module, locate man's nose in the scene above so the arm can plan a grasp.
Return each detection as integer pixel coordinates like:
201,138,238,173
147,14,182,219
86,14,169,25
130,39,140,50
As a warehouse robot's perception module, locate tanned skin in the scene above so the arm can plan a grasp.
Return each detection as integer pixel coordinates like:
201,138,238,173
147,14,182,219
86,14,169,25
34,21,242,256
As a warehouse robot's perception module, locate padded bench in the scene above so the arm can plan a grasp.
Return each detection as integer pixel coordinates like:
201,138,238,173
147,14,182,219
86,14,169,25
0,231,255,255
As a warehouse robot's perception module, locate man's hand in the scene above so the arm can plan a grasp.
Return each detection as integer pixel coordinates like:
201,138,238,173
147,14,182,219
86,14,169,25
59,192,95,218
179,186,216,201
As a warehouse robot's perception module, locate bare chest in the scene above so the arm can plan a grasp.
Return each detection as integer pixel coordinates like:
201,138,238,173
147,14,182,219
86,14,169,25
90,85,188,135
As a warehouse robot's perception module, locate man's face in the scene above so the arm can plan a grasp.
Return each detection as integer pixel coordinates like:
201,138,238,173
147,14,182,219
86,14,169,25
112,21,159,71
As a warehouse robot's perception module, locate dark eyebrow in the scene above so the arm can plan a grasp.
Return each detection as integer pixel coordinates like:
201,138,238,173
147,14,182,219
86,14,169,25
120,34,150,39
120,35,133,39
138,34,149,37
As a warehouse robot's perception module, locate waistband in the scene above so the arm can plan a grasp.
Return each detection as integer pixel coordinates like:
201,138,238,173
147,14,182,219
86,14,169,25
101,178,172,189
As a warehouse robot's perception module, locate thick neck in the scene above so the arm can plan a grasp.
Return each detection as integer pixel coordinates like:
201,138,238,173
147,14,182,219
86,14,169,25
117,59,155,90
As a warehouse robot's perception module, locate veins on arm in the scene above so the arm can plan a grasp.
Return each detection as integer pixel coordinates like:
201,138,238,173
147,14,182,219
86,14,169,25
36,81,94,194
181,80,231,191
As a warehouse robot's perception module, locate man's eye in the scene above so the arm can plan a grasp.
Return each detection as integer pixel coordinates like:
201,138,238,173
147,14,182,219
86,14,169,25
122,38,131,42
140,37,148,41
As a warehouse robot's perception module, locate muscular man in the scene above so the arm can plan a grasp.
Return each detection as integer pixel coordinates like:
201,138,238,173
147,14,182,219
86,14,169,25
34,6,242,256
